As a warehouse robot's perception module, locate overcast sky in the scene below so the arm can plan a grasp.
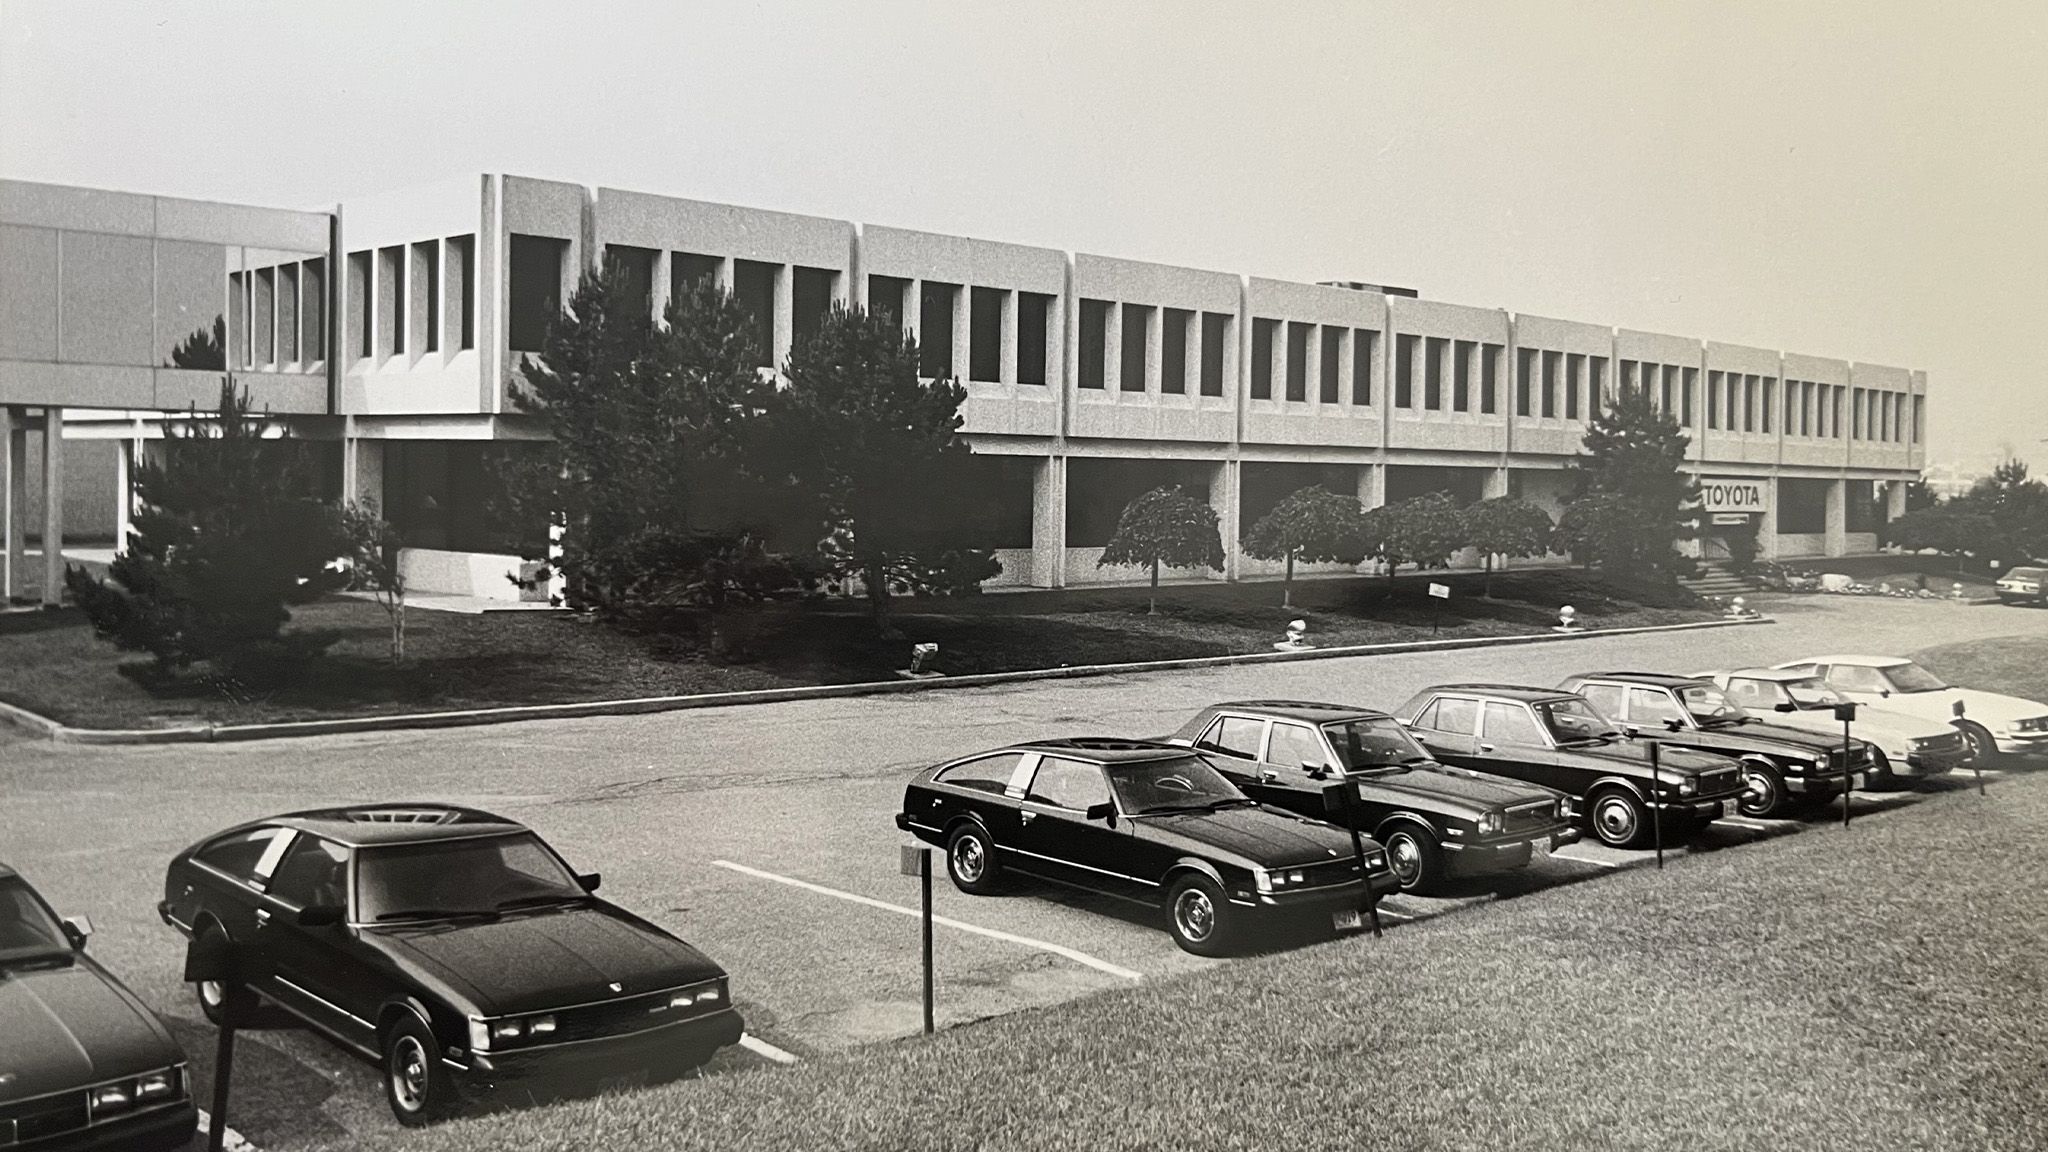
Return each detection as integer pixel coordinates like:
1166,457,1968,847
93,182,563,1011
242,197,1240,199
3,1,2041,472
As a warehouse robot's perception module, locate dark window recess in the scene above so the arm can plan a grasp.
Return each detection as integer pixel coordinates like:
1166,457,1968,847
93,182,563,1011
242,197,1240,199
1162,308,1190,394
1200,312,1229,396
1515,348,1534,416
1251,319,1277,400
606,244,657,322
1541,350,1559,418
1319,328,1342,404
381,246,406,357
1079,299,1110,389
1121,303,1150,392
1564,353,1582,419
1064,457,1213,547
302,257,326,361
1424,337,1447,410
1481,344,1501,414
921,281,959,379
959,453,1038,548
419,243,440,354
1778,478,1829,534
793,267,835,353
444,237,472,351
1453,340,1474,412
1018,292,1051,385
1394,334,1417,408
348,251,370,359
969,286,1005,382
869,274,910,334
508,234,568,354
1352,329,1376,405
733,260,777,370
672,252,722,305
1589,357,1606,417
1285,322,1311,402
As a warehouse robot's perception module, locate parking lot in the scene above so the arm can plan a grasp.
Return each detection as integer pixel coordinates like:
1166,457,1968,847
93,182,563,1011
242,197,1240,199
2,592,2043,1150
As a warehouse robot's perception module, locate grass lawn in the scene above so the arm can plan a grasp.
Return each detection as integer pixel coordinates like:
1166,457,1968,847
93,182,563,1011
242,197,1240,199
352,752,2048,1152
0,568,1708,730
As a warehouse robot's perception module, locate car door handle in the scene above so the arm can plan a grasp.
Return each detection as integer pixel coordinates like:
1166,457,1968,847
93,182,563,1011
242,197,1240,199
253,908,271,927
1479,743,1496,752
1020,811,1036,824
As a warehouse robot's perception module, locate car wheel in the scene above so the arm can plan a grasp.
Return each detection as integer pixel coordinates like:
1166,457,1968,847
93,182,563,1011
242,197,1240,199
944,824,1002,895
192,925,255,1027
1165,874,1235,958
1737,762,1787,818
1381,826,1442,894
1589,788,1648,848
1863,746,1897,791
383,1015,457,1127
1958,721,1997,766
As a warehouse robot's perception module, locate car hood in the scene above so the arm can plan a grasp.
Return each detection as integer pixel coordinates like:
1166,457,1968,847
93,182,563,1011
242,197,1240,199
369,905,726,1017
1879,688,2048,730
0,961,182,1103
1748,706,1953,752
1695,720,1853,757
1355,766,1557,814
1565,739,1735,774
1137,805,1363,869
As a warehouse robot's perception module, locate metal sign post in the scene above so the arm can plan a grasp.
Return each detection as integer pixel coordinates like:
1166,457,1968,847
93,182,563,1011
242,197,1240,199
1834,701,1857,828
1647,740,1664,870
1428,582,1450,635
899,845,935,1034
1323,782,1382,938
183,933,238,1152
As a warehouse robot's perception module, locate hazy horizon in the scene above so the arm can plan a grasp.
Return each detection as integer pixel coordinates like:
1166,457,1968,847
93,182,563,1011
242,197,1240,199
4,0,2040,472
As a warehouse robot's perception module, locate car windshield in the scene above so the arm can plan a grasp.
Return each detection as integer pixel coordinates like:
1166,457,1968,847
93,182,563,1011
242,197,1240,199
1881,663,1948,693
1111,755,1253,815
1780,677,1847,708
357,832,586,922
0,878,75,967
1678,683,1748,726
2006,567,2046,580
1536,697,1622,745
1322,718,1433,772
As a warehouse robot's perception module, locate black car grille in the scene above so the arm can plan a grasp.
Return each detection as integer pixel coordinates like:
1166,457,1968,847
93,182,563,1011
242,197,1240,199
1825,746,1874,771
1,1091,89,1142
549,981,727,1044
1698,767,1743,795
1502,801,1556,834
1913,731,1966,756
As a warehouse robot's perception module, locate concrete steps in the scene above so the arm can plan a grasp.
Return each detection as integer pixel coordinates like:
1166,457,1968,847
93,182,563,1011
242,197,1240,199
1680,563,1767,597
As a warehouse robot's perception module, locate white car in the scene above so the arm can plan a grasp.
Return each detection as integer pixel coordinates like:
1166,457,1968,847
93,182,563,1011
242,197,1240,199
1697,668,1970,785
1771,654,2048,761
1995,566,2046,606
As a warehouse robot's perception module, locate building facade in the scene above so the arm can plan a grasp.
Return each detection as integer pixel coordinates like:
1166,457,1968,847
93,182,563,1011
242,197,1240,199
1,175,1928,604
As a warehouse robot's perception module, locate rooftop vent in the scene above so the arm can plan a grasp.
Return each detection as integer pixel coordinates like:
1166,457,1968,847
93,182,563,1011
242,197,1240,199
1319,281,1420,298
345,807,463,824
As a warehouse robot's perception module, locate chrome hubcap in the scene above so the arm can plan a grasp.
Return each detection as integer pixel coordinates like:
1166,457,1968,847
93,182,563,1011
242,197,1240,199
1174,889,1214,942
199,980,223,1007
1742,771,1777,814
390,1036,428,1112
952,836,984,882
1389,836,1422,884
1595,797,1637,842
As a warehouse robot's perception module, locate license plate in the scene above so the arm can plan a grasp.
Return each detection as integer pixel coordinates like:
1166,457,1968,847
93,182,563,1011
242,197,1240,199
1332,909,1364,931
1531,839,1552,857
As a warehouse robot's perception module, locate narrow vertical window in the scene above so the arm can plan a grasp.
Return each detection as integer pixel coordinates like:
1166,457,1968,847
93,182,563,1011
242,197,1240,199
1425,337,1447,410
1251,319,1277,400
1540,350,1559,417
969,286,1005,383
1588,356,1605,417
1514,348,1534,416
1163,308,1190,395
1285,322,1312,402
1199,312,1228,397
734,260,777,370
301,257,326,361
793,268,836,354
1079,299,1110,389
1563,352,1581,419
1351,330,1377,405
508,234,567,354
1454,340,1475,412
1481,343,1501,414
1395,335,1417,408
1121,304,1151,393
1018,293,1052,385
1319,327,1341,404
444,237,472,351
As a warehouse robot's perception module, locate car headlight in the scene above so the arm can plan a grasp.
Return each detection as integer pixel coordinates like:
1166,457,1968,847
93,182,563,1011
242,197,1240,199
1787,758,1815,774
1476,812,1502,835
1556,798,1572,819
2017,716,2048,733
90,1083,134,1112
527,1014,557,1036
1677,777,1698,796
468,1017,493,1052
1365,852,1388,870
1253,868,1275,893
135,1069,181,1102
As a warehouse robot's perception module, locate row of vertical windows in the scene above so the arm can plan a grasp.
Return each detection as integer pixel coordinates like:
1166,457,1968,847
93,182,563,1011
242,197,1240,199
1704,370,1773,434
349,235,479,361
224,258,326,370
1517,349,1608,420
1090,300,1233,397
1847,387,1912,443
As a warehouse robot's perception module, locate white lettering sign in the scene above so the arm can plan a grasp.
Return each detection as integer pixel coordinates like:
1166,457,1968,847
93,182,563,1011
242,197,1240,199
1699,478,1770,513
1428,583,1451,599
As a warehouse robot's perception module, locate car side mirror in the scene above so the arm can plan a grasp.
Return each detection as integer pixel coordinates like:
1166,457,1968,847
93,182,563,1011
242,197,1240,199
1773,702,1796,713
576,872,603,893
1664,718,1684,732
1084,802,1116,823
296,905,344,928
1302,761,1329,780
60,914,93,947
1257,769,1280,784
1623,724,1641,737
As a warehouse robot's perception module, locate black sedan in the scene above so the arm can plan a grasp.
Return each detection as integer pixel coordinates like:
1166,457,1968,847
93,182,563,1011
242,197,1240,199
1160,701,1578,893
2,863,195,1152
1557,672,1874,817
896,738,1399,956
158,805,742,1126
1394,685,1749,848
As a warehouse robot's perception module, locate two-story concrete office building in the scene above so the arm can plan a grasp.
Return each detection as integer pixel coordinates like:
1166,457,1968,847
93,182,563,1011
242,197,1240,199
1,174,1928,605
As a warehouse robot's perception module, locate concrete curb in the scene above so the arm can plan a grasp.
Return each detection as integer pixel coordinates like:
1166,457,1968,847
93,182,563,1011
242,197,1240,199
0,615,1774,745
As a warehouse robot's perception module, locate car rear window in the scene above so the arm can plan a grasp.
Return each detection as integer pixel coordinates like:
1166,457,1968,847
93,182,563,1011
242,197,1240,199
934,753,1023,795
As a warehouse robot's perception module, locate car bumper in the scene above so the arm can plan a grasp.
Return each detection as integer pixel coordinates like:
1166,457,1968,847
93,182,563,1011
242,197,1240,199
16,1100,197,1152
1993,732,2048,756
451,1008,746,1101
1443,825,1581,873
1646,793,1737,818
1784,770,1862,794
1900,752,1963,775
1242,871,1399,912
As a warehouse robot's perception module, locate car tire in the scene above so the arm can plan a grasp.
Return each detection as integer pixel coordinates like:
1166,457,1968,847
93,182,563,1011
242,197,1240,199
192,925,256,1027
1737,761,1788,818
1863,746,1897,791
944,824,1003,895
1958,721,1997,767
1165,874,1235,958
1588,787,1648,849
1380,825,1442,894
383,1014,457,1127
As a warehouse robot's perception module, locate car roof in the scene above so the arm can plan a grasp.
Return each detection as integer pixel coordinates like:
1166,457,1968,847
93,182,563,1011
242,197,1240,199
1788,655,1910,668
1722,667,1822,682
1207,700,1392,722
1565,672,1706,687
267,804,530,847
0,862,16,881
1426,684,1578,703
1009,737,1195,764
2007,566,2048,575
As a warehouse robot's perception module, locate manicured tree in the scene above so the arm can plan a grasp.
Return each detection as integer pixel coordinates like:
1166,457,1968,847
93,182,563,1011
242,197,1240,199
773,304,1000,633
64,383,349,674
1462,495,1554,597
1563,385,1701,578
1956,460,2048,564
340,502,408,664
1883,502,1998,573
1358,491,1468,590
1098,486,1226,614
1241,485,1366,607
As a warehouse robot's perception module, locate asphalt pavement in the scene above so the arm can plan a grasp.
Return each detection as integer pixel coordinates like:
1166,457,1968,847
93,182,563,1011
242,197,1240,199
3,592,2044,1150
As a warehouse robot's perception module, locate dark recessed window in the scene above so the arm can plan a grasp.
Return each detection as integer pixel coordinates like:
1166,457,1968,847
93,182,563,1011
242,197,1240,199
1079,299,1110,389
1162,308,1190,395
921,280,960,379
1018,293,1051,385
969,286,1005,383
1251,319,1277,400
508,234,568,354
1352,329,1376,405
733,260,777,370
1200,312,1228,397
793,267,836,353
1395,334,1417,408
1121,304,1150,392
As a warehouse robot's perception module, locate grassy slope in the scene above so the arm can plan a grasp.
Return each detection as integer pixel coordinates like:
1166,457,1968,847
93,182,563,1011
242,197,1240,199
377,771,2048,1152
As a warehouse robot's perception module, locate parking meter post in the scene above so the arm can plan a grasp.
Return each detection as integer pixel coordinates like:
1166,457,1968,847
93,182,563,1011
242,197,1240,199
208,1024,234,1152
184,931,237,1152
920,848,934,1036
1323,781,1376,937
1648,741,1663,870
1835,702,1857,829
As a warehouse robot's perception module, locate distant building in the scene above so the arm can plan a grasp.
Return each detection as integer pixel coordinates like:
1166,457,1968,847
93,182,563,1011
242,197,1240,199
2,175,1928,605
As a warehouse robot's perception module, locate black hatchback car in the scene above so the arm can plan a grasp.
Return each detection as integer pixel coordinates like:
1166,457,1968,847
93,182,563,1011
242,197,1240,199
1395,685,1749,848
2,863,195,1152
896,738,1399,956
158,805,742,1126
1160,702,1578,893
1557,673,1874,817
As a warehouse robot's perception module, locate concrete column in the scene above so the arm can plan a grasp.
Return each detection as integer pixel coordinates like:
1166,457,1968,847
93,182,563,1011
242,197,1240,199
114,437,133,555
1885,478,1908,521
903,279,922,347
1824,478,1847,558
1211,459,1240,581
951,284,970,384
1185,310,1204,400
1104,302,1124,394
1760,480,1780,561
772,264,795,375
2,407,25,601
999,289,1019,386
41,407,63,606
1144,305,1164,394
651,250,671,326
1030,455,1066,588
1357,462,1385,575
1482,467,1509,499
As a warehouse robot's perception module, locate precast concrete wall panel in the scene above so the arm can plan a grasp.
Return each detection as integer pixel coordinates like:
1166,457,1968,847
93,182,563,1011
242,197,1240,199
1240,277,1385,449
1386,297,1508,455
1070,253,1238,444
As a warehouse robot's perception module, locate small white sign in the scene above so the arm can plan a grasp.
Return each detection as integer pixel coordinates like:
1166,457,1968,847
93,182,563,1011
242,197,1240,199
1428,583,1451,599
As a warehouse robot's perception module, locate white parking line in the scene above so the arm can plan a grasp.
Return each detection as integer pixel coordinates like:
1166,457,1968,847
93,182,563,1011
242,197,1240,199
710,859,1145,981
1549,850,1624,869
1374,905,1420,921
1714,816,1773,831
739,1033,800,1064
195,1109,260,1151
